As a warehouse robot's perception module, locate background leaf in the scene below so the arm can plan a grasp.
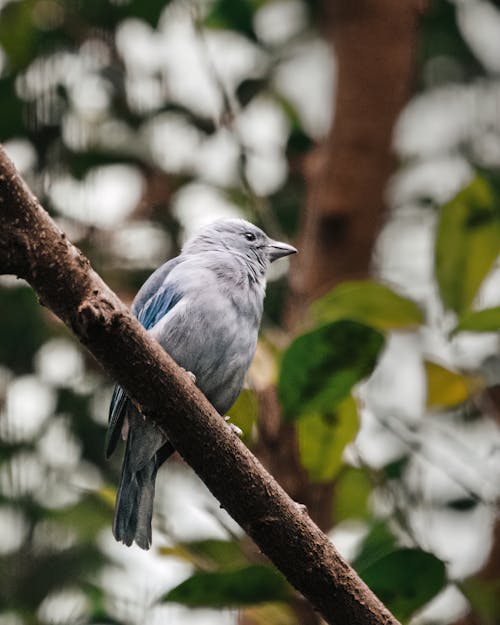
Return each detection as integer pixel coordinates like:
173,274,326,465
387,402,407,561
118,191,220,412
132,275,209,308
358,549,446,622
228,389,259,446
297,396,359,482
425,360,479,409
162,566,290,608
435,176,500,314
353,524,446,622
159,539,247,571
313,281,424,331
333,467,372,521
278,321,384,421
454,307,500,334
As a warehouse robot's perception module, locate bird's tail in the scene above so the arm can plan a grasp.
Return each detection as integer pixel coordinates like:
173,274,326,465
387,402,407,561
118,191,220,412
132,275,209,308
113,417,174,550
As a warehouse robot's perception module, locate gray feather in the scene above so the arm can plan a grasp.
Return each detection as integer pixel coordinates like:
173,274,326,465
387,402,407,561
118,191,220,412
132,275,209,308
107,218,296,549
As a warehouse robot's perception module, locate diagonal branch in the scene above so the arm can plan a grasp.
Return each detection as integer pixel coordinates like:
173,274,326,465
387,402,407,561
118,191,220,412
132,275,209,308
0,145,400,625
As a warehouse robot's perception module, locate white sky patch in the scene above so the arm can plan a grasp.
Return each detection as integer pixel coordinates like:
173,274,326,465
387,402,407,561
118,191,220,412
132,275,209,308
143,113,202,173
254,0,308,47
37,588,90,625
125,74,165,113
328,520,368,562
35,339,85,388
0,451,46,498
37,417,82,470
273,38,335,138
394,81,500,157
2,375,55,443
49,165,144,229
236,95,290,194
364,334,426,424
475,263,500,308
116,18,161,75
244,149,288,195
155,4,266,118
157,462,241,543
236,95,290,151
410,501,495,579
194,128,240,187
458,0,500,74
375,210,436,302
388,155,472,209
68,73,111,119
111,221,170,268
0,506,28,555
2,138,37,174
157,7,222,117
412,585,468,625
172,182,243,242
202,28,267,94
99,537,195,624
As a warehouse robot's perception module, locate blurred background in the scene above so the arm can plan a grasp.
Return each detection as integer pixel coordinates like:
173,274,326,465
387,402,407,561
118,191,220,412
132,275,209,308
1,0,500,624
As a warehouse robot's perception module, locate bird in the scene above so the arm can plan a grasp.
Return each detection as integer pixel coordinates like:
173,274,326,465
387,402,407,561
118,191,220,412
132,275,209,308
106,218,297,549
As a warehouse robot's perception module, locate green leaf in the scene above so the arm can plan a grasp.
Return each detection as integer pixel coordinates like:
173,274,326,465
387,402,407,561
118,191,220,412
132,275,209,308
297,396,359,482
228,389,259,446
278,321,384,421
333,467,372,521
435,176,500,314
313,281,424,331
354,524,447,622
0,286,52,373
461,578,500,624
159,539,247,571
425,360,479,409
359,549,446,622
50,494,113,542
204,0,262,40
382,456,409,480
240,603,298,625
353,522,397,573
454,307,500,334
162,566,290,608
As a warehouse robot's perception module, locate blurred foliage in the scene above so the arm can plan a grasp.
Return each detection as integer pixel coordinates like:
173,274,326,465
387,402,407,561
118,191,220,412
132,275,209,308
435,176,500,315
163,565,290,608
296,395,359,482
424,360,480,409
312,280,424,331
278,320,384,420
1,0,500,624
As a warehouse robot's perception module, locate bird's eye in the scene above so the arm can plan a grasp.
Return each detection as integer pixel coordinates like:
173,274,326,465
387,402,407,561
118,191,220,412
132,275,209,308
244,232,256,242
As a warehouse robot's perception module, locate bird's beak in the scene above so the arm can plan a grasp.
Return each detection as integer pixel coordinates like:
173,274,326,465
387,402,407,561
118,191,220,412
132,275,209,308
266,239,298,262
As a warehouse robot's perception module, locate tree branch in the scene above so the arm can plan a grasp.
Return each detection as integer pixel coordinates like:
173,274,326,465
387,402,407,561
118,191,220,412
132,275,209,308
0,145,400,625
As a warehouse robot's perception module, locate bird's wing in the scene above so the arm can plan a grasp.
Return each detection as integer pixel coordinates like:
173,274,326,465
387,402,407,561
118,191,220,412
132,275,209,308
106,260,184,459
136,282,183,330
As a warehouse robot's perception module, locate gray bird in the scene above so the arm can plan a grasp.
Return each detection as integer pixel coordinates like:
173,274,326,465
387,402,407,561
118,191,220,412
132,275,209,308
106,218,296,549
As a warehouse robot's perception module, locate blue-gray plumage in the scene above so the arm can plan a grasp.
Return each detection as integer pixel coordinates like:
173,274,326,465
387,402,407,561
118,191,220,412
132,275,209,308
106,218,296,549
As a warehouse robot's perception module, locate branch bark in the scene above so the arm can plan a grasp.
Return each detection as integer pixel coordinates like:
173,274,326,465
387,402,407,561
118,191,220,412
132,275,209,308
0,145,400,624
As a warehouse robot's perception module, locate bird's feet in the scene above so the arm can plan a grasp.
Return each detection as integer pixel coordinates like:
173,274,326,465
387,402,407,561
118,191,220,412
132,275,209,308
224,415,243,437
180,368,196,384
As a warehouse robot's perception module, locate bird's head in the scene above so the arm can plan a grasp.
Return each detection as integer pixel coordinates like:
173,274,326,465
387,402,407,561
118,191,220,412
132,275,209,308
183,219,297,271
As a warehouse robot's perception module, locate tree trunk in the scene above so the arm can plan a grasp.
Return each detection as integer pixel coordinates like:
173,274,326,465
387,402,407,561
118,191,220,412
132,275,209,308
250,3,424,623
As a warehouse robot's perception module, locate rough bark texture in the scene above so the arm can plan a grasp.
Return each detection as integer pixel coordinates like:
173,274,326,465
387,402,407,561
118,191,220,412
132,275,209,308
0,145,401,625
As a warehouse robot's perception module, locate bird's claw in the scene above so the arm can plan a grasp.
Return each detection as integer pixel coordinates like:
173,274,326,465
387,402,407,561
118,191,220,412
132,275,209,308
181,368,196,384
224,415,243,437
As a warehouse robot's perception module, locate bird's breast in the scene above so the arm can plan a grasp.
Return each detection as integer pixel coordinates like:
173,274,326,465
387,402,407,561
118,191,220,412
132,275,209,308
152,290,260,414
